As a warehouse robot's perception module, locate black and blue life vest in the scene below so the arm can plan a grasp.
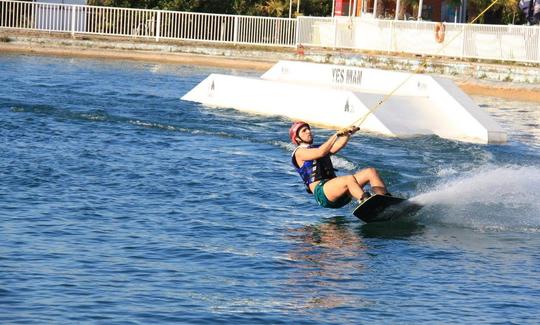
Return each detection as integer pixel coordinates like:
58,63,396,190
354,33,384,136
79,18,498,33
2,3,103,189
291,144,337,194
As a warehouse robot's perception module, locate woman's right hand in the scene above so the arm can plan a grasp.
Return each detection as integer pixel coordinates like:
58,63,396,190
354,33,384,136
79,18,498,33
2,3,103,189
348,126,360,134
336,128,350,136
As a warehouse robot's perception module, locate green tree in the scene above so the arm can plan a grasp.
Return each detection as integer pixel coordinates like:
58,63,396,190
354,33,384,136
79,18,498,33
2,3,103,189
86,0,340,18
158,0,202,11
88,0,164,9
468,0,521,24
301,0,332,17
195,0,235,14
255,0,288,16
501,0,522,24
232,0,261,15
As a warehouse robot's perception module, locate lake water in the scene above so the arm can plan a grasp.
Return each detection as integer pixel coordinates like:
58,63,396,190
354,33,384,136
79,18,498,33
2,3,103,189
1,54,539,324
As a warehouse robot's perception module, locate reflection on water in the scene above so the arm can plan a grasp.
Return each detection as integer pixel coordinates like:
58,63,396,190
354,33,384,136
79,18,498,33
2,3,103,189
284,216,426,310
285,217,370,309
358,220,426,239
290,216,363,249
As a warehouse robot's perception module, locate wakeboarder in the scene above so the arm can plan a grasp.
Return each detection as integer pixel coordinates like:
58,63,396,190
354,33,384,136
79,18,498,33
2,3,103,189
290,121,390,209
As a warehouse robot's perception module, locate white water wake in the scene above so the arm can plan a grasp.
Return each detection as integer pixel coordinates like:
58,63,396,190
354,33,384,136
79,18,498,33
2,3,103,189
411,166,540,231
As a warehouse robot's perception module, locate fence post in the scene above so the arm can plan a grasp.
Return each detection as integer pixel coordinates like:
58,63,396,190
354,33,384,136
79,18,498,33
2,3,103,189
71,5,76,37
233,16,238,44
334,17,338,48
155,10,161,41
461,23,466,59
388,20,394,53
289,19,295,46
527,28,540,63
294,17,300,46
275,19,279,45
220,17,225,42
31,2,35,29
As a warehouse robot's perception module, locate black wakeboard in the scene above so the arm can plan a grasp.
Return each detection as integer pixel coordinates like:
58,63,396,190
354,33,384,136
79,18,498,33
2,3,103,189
352,194,422,223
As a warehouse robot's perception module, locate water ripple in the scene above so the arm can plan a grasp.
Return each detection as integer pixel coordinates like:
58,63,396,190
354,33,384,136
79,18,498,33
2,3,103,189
1,54,539,324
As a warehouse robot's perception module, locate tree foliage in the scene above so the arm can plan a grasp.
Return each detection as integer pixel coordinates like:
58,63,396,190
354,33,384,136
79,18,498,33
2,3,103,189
88,0,332,17
88,0,523,24
467,0,522,24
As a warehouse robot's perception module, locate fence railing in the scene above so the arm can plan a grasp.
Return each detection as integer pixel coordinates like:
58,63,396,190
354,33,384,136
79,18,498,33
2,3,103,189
297,16,540,64
1,0,539,63
0,0,297,47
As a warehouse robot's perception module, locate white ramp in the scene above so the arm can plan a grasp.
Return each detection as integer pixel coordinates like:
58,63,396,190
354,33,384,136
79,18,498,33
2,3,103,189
182,61,507,144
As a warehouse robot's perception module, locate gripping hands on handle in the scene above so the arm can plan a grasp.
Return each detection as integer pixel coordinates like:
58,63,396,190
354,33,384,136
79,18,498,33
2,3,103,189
336,126,360,137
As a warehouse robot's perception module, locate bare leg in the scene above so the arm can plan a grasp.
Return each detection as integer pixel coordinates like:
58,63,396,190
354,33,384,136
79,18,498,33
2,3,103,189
318,167,388,203
321,175,365,201
353,167,388,195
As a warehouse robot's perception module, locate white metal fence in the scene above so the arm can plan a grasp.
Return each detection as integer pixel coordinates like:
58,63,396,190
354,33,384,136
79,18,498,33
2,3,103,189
1,0,539,63
0,0,297,46
298,16,540,64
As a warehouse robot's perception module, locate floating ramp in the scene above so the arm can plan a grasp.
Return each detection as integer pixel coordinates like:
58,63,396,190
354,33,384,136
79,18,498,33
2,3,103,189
182,61,507,144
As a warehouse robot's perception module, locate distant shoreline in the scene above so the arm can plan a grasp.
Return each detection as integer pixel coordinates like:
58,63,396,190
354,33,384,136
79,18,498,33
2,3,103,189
2,32,539,103
0,43,274,71
456,82,540,103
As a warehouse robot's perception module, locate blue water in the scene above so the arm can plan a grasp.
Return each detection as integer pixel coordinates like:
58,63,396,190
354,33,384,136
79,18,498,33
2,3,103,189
1,54,539,324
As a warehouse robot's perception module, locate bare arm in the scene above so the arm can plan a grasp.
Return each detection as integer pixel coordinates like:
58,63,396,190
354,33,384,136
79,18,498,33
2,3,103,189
294,133,340,162
330,134,350,154
330,126,360,154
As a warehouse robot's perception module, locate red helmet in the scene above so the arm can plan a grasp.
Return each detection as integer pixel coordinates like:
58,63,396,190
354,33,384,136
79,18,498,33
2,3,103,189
289,121,310,145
